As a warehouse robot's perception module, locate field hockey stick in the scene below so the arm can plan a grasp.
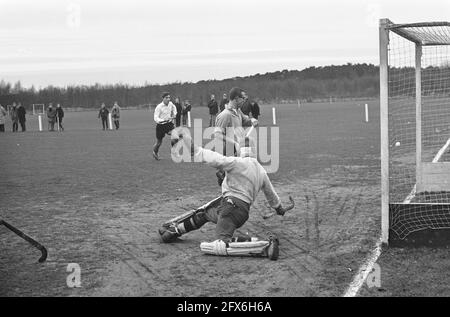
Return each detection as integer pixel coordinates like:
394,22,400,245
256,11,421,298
246,125,255,138
262,196,295,220
0,219,48,263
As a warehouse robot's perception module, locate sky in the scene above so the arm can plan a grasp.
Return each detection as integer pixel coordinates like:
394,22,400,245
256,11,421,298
0,0,449,88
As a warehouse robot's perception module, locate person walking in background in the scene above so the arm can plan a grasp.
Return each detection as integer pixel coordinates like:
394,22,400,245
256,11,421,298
152,92,177,160
207,94,219,127
10,103,18,132
98,103,109,130
251,100,260,120
111,101,120,130
47,104,57,131
56,104,64,131
182,100,191,127
17,103,26,132
0,104,6,132
174,97,182,127
219,93,228,113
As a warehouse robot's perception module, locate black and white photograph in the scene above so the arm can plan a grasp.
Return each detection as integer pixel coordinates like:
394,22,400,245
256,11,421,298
0,0,449,301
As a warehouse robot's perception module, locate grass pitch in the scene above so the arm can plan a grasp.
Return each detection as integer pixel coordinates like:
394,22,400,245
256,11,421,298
1,101,447,296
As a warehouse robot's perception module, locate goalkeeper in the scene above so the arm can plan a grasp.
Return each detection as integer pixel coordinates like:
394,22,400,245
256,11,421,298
158,133,294,260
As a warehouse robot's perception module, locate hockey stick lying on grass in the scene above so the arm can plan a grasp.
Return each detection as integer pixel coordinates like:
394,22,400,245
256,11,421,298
0,219,48,263
262,196,295,220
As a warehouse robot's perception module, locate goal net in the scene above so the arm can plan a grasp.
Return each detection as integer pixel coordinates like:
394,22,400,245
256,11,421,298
380,20,450,246
32,104,45,115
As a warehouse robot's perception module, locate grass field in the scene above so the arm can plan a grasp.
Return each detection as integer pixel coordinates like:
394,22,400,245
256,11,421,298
0,101,448,296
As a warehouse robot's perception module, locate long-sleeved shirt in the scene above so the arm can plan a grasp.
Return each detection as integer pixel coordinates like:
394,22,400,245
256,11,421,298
194,147,281,209
207,100,219,115
214,107,254,152
154,102,177,124
215,107,253,131
219,99,228,112
98,108,109,119
10,108,18,122
47,108,57,121
56,107,64,118
182,104,191,115
241,99,252,116
17,106,26,121
111,106,120,118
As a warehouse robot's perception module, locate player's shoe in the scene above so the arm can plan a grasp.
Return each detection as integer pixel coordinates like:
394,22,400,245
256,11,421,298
159,224,181,243
152,150,160,161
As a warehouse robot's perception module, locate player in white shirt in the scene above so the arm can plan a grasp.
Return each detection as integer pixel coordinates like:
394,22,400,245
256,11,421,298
152,92,177,160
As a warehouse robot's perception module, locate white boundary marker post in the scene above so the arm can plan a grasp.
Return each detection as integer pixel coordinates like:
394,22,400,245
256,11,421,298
38,115,43,132
297,99,301,109
108,113,113,130
187,111,191,128
57,116,60,132
365,104,369,122
272,107,276,125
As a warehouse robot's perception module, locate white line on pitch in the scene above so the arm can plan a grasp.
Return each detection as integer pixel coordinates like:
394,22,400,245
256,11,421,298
403,184,417,204
342,239,382,297
432,137,450,163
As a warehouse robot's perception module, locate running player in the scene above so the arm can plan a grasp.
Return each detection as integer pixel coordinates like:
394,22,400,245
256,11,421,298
152,92,177,160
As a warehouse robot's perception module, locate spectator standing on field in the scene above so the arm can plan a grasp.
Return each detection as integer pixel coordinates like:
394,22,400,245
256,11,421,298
10,103,18,132
207,94,219,127
251,101,260,120
240,91,252,116
219,93,228,113
0,104,6,132
182,100,191,126
98,103,109,130
174,97,182,127
47,104,57,131
152,92,177,160
56,104,64,131
111,102,120,130
17,103,26,132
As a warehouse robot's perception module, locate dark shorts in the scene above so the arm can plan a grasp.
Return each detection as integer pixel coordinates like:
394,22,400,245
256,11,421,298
156,122,174,140
205,196,250,241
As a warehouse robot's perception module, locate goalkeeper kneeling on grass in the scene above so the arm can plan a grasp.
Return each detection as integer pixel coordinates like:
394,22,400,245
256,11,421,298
158,133,293,260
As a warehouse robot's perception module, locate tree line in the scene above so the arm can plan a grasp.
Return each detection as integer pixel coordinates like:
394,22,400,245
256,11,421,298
0,63,382,109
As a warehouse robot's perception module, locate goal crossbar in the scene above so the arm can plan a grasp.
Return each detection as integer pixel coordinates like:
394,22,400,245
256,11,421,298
387,21,450,46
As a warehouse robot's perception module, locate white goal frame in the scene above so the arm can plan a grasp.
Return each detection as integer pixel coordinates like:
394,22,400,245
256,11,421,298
379,19,450,245
32,104,45,115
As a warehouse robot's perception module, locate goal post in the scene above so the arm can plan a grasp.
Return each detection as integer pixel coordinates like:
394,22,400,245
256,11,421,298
32,104,45,115
380,19,450,246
